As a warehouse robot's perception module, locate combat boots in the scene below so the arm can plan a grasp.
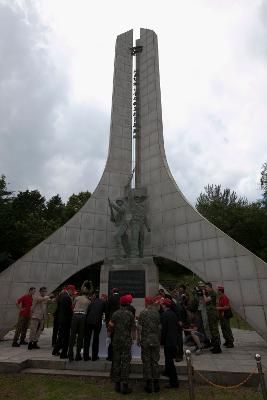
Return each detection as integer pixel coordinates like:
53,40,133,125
122,383,132,394
153,379,160,392
144,380,152,393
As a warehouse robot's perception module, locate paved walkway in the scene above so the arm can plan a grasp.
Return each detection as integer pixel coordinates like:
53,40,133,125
0,327,267,386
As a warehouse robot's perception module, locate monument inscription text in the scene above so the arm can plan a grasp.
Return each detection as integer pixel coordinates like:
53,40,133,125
108,270,145,298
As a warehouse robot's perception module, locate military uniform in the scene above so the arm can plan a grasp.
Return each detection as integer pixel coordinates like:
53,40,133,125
138,306,161,390
110,306,135,388
206,290,221,350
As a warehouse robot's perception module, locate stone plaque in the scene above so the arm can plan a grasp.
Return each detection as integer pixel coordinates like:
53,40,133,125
108,270,145,298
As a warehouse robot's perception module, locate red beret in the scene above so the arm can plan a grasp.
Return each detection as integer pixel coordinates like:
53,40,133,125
66,285,76,292
120,295,129,305
126,294,133,303
145,296,154,305
163,298,172,307
154,295,164,304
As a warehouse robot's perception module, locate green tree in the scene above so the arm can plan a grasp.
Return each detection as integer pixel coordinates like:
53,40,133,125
11,190,47,259
45,194,65,229
0,178,92,272
260,162,267,207
196,184,267,261
64,191,91,221
0,175,14,271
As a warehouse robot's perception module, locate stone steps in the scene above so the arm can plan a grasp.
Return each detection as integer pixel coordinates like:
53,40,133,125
21,368,188,381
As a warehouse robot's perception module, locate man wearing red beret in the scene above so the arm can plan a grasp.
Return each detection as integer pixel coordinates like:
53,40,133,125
110,295,136,394
161,298,179,388
137,296,161,393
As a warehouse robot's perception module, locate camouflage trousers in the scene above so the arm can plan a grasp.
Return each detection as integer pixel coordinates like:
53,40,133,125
111,344,132,384
141,345,160,380
207,311,221,348
220,318,234,344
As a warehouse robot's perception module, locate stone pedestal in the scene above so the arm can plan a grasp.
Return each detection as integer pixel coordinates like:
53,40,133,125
100,257,159,315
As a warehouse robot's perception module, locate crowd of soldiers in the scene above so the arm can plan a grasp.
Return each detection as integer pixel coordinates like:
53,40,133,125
12,280,234,394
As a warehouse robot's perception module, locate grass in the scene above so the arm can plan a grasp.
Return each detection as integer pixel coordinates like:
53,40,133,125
0,374,262,400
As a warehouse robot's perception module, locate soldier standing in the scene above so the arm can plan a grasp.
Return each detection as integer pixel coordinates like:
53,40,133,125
217,285,234,348
109,295,136,394
137,296,161,393
161,298,180,389
204,282,222,354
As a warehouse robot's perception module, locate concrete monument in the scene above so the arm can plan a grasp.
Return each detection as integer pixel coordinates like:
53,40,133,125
1,29,267,340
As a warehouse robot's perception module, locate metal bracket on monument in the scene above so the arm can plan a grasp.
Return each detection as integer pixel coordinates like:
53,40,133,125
130,46,143,55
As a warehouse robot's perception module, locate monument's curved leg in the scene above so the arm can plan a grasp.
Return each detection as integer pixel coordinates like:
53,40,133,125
138,29,267,340
0,30,133,338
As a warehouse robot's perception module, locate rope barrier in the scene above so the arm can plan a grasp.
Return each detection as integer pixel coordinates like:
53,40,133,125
194,368,257,389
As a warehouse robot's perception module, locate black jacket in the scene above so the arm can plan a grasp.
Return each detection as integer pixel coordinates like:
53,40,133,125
57,292,73,324
86,298,106,325
105,294,120,322
161,308,179,346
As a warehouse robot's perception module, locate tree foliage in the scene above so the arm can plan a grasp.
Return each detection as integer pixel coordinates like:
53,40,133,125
0,176,91,273
196,184,267,261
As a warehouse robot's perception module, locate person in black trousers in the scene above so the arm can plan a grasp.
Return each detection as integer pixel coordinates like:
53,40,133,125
52,285,76,359
84,291,106,361
165,294,184,362
105,288,120,361
161,298,179,389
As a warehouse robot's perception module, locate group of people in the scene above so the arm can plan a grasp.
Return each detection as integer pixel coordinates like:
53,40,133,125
174,281,234,355
12,280,234,394
12,286,54,349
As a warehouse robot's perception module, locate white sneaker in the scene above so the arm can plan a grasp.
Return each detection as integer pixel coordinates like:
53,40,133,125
195,348,202,355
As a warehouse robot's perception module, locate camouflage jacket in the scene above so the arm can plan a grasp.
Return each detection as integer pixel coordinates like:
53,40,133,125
138,308,161,347
112,307,135,348
206,290,217,314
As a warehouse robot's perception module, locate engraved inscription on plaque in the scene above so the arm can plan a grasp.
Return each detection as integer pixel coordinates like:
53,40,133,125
108,270,145,298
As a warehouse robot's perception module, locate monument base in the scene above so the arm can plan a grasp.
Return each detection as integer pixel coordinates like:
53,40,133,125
99,257,159,316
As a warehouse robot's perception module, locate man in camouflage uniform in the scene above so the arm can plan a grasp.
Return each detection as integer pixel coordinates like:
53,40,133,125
137,296,161,393
110,294,136,394
204,282,222,354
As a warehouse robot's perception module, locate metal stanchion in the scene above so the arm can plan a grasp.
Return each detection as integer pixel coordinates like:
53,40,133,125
255,354,267,400
185,349,195,400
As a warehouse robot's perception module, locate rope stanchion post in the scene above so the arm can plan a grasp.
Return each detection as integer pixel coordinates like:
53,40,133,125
185,349,195,400
255,354,267,400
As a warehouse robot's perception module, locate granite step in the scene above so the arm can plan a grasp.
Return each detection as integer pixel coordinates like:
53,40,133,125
21,367,188,381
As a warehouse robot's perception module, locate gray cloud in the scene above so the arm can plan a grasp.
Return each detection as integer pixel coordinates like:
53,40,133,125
0,2,108,200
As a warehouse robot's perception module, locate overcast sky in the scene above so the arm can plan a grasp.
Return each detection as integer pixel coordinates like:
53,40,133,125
1,0,267,205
